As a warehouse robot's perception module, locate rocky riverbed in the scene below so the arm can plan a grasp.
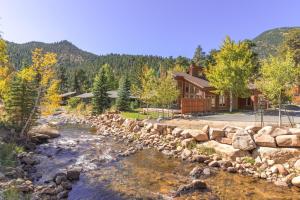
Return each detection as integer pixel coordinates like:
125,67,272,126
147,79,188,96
1,112,300,199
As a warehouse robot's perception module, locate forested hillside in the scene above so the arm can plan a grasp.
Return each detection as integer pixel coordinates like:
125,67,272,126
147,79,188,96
253,27,300,59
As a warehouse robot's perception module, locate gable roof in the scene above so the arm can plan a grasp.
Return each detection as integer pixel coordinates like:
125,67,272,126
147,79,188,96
173,72,211,89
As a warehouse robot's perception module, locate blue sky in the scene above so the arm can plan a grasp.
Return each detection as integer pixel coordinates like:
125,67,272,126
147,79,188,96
0,0,299,57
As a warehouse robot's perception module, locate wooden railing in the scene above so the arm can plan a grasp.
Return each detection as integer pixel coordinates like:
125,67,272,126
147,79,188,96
181,98,212,114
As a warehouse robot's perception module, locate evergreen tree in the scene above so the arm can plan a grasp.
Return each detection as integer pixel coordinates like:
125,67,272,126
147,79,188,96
92,68,110,114
192,45,206,66
102,63,118,90
116,75,131,111
5,76,37,132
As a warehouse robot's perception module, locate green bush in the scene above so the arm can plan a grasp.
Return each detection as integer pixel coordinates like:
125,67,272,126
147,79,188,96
0,143,24,167
2,187,31,200
197,146,216,155
68,97,81,108
130,101,139,110
242,156,255,165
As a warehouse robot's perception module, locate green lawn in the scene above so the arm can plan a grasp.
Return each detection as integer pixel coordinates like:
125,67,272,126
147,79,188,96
121,109,159,120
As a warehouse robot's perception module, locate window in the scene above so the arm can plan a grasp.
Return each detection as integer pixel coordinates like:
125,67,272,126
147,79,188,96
219,95,226,107
211,97,216,107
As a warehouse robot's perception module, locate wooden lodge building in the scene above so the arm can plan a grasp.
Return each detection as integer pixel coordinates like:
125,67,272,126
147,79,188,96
173,64,261,114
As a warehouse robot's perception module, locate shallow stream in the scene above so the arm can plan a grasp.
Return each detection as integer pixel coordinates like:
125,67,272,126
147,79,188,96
32,126,300,200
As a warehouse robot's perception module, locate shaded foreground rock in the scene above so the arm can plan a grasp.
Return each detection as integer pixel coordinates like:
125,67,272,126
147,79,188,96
252,146,300,163
174,179,207,197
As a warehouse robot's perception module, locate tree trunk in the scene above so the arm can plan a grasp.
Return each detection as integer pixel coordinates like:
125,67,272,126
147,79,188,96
278,91,282,127
229,90,233,113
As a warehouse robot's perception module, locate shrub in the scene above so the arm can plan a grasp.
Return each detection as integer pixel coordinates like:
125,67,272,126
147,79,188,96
0,143,24,167
242,156,255,165
197,146,216,155
2,187,31,200
68,97,81,108
186,141,197,150
130,101,139,110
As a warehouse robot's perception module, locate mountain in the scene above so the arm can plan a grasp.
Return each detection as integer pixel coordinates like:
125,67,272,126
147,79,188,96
7,40,98,69
253,27,300,59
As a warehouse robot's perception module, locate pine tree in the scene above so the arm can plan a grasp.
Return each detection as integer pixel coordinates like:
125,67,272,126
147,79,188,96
5,76,37,132
116,75,131,111
92,68,110,114
192,45,206,66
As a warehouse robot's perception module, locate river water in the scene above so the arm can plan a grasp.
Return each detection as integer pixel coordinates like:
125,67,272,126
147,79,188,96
32,126,300,200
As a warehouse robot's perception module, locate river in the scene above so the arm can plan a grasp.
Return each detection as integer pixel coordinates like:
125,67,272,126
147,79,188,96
31,125,300,200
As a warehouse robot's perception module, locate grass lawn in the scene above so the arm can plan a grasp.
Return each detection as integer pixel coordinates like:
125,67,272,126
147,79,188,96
121,109,159,120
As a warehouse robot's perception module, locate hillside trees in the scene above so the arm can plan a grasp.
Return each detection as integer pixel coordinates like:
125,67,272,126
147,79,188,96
92,68,110,114
256,52,299,126
281,29,300,65
206,36,256,112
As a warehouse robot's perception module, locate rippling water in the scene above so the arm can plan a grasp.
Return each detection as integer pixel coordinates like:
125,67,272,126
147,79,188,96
33,126,300,200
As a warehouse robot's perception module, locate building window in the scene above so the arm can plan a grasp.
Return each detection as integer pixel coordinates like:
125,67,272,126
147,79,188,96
219,95,226,107
211,97,215,107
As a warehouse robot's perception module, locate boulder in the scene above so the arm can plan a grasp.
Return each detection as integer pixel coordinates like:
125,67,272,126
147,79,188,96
294,159,300,170
144,123,153,132
257,126,273,136
189,129,209,142
252,147,300,163
216,137,232,145
174,180,207,197
172,128,183,137
67,168,81,181
30,124,60,138
189,166,203,178
181,129,192,139
291,176,300,187
181,149,192,160
289,128,300,136
254,131,277,147
232,130,256,150
245,125,261,133
200,140,250,160
270,128,289,137
209,128,225,140
181,138,195,148
202,125,209,134
276,135,300,147
271,164,288,175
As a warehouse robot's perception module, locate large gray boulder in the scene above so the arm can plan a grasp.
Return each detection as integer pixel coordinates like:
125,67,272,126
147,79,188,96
30,124,60,139
232,130,256,150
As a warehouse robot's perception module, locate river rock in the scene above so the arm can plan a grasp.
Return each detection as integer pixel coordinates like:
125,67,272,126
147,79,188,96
181,138,195,148
144,123,153,132
189,166,203,178
291,176,300,187
289,128,300,135
208,160,220,167
202,168,211,176
57,191,68,199
271,164,288,175
294,159,300,170
254,131,277,147
227,167,237,173
191,155,209,163
202,125,209,134
245,125,261,133
67,168,81,181
276,135,300,147
232,130,256,150
174,179,207,197
30,124,60,138
61,181,72,190
270,128,289,137
181,129,192,139
200,140,250,160
189,129,209,142
209,128,225,140
181,149,192,160
172,128,183,137
252,147,300,163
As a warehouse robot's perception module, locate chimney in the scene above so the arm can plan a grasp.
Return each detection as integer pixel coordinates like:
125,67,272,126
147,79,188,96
188,63,203,77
